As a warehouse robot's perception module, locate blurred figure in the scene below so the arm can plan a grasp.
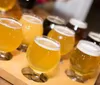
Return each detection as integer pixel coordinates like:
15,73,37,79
53,0,93,21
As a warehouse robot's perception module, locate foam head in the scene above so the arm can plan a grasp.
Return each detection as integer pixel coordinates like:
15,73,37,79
0,18,22,29
69,18,87,29
77,40,100,56
22,14,43,24
47,16,65,25
88,32,100,42
35,36,60,51
54,25,75,37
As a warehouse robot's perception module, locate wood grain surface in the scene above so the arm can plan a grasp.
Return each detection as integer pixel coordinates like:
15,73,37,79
0,51,99,85
0,77,13,85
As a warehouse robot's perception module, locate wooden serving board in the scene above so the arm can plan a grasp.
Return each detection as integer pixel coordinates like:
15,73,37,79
0,51,98,85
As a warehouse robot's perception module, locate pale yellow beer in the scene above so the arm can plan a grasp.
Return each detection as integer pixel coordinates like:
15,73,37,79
48,25,75,56
70,40,100,79
20,14,43,45
0,18,23,52
27,36,60,72
0,0,16,11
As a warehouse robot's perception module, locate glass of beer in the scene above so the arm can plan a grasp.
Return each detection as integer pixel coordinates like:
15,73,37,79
66,40,100,82
0,18,23,60
0,0,16,12
86,32,100,46
66,18,88,45
18,14,43,52
18,0,36,9
26,36,60,82
48,25,75,57
43,15,66,35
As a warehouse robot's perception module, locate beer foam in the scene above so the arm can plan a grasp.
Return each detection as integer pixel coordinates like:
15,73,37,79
47,16,65,25
54,25,75,36
22,14,43,24
89,32,100,42
35,37,60,51
0,18,22,29
77,40,100,56
69,18,87,29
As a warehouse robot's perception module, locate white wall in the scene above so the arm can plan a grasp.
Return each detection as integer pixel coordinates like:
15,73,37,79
53,0,93,21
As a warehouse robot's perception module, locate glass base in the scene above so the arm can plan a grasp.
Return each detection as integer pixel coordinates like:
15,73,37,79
22,67,48,83
0,52,12,60
17,44,28,52
65,69,88,83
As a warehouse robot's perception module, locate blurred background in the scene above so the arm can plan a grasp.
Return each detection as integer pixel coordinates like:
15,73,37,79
86,0,100,32
2,0,100,33
18,0,100,32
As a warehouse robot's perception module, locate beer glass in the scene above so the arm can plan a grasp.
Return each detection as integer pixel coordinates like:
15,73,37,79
43,15,66,35
66,18,87,45
48,25,75,56
18,0,36,9
0,0,16,11
26,36,60,82
86,32,100,46
0,18,23,60
18,14,43,52
66,40,100,82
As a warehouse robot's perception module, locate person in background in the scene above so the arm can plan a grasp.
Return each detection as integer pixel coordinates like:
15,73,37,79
36,0,69,13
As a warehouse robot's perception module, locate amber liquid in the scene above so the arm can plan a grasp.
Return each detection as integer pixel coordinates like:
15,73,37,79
70,48,100,78
20,15,43,45
48,28,75,56
0,0,16,11
0,18,23,52
27,37,60,73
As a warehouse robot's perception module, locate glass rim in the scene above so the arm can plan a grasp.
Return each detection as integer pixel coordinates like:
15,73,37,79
54,25,75,37
21,14,43,24
34,36,60,51
47,15,66,25
77,40,100,56
69,18,87,29
0,17,22,29
88,31,100,42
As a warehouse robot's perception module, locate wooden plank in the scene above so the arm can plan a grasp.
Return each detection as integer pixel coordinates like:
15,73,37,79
0,77,13,85
0,51,98,85
94,74,100,85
